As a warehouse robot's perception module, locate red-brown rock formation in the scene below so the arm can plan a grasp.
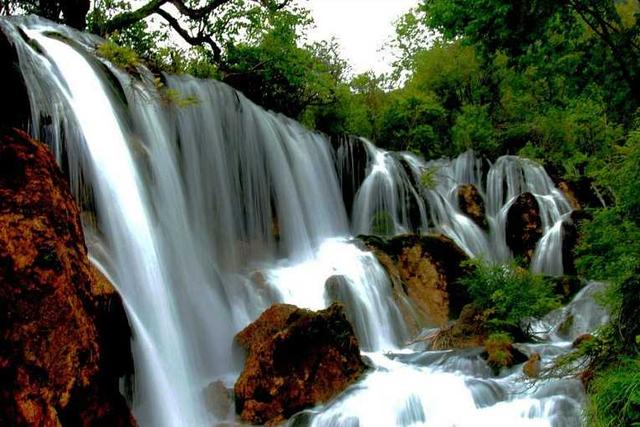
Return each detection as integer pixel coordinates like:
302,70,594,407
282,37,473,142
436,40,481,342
0,129,134,426
234,303,366,425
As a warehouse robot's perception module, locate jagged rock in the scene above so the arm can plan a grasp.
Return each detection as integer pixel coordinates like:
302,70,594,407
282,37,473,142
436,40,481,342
506,192,543,262
523,352,541,378
457,184,488,230
0,130,135,426
234,303,366,425
358,234,470,330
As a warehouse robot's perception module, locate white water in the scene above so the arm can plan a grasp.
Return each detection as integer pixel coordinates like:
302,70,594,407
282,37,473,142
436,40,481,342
1,16,602,427
338,139,573,274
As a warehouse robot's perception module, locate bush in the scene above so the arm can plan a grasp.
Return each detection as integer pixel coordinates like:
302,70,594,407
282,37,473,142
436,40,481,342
588,357,640,427
484,332,515,369
458,260,560,336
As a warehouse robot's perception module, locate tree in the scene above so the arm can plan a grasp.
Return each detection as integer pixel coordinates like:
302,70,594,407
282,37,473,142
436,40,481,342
1,0,90,28
422,0,640,102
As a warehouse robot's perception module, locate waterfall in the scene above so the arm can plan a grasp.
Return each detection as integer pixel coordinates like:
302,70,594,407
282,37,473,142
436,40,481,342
337,138,573,274
1,16,600,427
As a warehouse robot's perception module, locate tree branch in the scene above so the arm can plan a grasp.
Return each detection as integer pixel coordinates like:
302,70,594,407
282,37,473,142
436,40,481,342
154,8,223,65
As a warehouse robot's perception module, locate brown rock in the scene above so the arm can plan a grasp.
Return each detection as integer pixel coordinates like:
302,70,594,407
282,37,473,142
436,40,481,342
0,130,135,426
457,184,488,230
572,333,594,348
523,352,541,378
483,335,527,372
234,303,366,425
506,192,543,262
429,304,486,350
359,234,470,329
557,181,581,210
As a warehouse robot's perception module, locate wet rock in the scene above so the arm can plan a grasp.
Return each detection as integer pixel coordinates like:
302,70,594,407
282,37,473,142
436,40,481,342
429,304,486,351
557,181,581,210
523,352,541,378
506,192,543,262
205,380,234,420
0,130,135,426
572,334,594,349
482,335,528,373
358,234,470,330
234,303,366,425
457,184,488,230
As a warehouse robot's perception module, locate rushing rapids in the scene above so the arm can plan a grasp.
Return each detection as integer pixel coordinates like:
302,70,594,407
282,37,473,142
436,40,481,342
0,16,604,427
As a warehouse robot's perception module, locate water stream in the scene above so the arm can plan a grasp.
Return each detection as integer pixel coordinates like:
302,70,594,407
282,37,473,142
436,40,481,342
1,16,604,427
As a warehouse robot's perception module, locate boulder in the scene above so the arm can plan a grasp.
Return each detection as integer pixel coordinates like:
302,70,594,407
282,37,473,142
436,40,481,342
572,334,594,349
0,130,135,426
457,184,488,230
358,234,470,330
234,303,366,425
506,192,543,262
523,352,542,378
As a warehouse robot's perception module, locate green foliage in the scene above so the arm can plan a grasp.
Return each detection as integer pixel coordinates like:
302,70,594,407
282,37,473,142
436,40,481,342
576,209,640,288
419,165,439,189
96,40,140,70
452,104,498,156
458,260,560,335
588,357,640,427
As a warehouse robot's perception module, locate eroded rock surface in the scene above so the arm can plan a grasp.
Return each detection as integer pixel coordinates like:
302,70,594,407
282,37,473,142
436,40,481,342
0,130,134,426
457,184,488,230
234,303,366,425
506,192,543,262
358,234,470,330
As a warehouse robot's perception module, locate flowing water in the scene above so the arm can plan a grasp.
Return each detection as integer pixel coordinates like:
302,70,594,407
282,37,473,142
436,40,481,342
1,16,604,427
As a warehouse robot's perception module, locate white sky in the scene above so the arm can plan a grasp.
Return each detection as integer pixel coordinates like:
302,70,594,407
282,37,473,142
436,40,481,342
305,0,420,76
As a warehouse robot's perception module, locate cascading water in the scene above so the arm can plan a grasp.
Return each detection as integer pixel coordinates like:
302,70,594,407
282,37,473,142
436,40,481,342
1,16,603,427
337,138,573,275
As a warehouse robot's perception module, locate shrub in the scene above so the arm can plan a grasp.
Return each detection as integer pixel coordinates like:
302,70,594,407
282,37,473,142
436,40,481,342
588,357,640,427
458,259,561,336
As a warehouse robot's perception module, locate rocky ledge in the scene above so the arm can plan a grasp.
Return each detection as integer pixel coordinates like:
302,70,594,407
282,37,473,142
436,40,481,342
0,129,134,426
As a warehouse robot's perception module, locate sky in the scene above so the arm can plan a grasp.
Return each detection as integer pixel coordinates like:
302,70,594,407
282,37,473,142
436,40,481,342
305,0,420,76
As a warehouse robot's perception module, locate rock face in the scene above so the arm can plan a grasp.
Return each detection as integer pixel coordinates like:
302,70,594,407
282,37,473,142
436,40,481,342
0,130,134,426
457,184,488,230
358,234,470,330
506,192,543,262
234,303,366,425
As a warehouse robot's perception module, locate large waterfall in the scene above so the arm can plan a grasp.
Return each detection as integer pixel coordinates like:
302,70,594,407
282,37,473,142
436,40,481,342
1,16,603,427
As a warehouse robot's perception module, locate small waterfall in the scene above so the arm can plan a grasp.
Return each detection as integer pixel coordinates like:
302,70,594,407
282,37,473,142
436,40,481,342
338,139,572,274
1,16,597,427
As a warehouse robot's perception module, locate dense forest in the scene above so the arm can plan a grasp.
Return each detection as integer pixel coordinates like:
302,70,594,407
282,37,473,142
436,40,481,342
2,0,640,426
